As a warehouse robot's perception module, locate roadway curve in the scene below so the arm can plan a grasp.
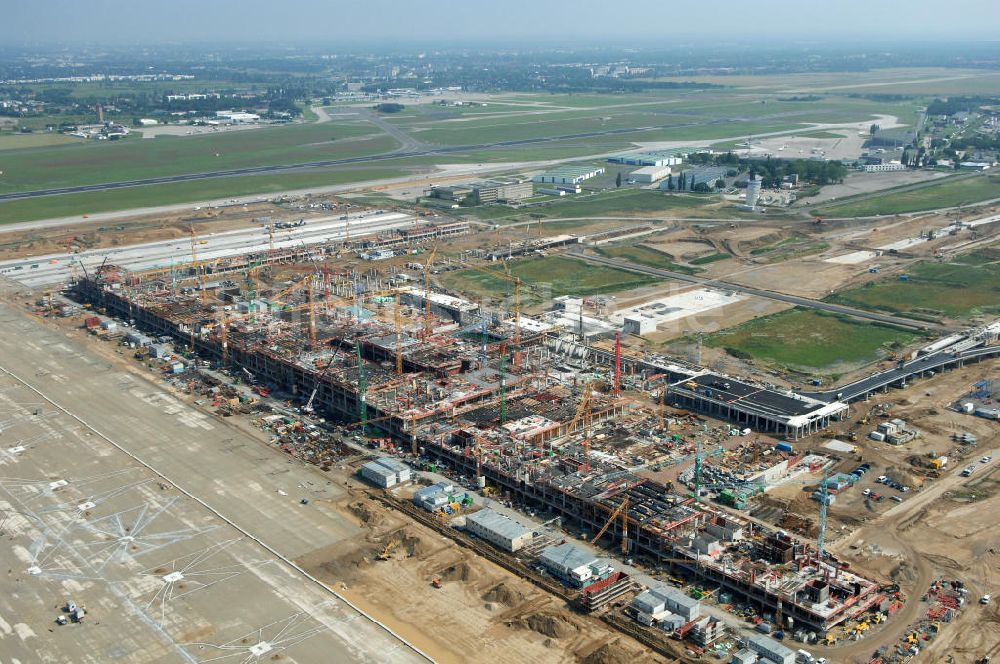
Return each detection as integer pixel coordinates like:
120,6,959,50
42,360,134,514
573,251,948,332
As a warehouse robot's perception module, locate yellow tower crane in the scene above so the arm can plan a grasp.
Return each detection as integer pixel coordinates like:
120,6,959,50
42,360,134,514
395,294,404,375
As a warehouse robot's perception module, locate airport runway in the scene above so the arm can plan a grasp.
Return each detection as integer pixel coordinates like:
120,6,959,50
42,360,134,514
0,109,849,202
0,210,416,288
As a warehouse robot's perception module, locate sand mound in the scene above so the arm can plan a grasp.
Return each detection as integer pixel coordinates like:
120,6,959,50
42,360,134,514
579,641,633,664
348,500,383,527
438,561,475,583
483,582,525,607
890,560,918,585
319,546,371,580
514,612,578,639
401,531,426,557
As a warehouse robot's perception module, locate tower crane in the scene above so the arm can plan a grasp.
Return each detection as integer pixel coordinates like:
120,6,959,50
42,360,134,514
270,275,313,306
565,382,596,466
356,343,368,436
189,225,207,302
302,350,345,414
460,261,530,364
422,245,438,338
498,350,507,425
395,294,404,375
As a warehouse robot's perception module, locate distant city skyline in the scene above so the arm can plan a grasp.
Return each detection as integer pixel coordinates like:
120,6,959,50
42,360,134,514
5,0,1000,46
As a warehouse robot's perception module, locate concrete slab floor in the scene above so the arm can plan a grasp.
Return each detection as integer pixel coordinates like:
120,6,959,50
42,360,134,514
0,297,427,663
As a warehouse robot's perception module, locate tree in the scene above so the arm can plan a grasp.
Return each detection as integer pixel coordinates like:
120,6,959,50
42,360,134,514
666,174,674,191
693,182,711,193
615,171,622,188
869,123,880,137
715,179,726,189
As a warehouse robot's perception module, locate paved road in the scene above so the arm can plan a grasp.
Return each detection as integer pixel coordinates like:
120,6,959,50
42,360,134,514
574,251,948,332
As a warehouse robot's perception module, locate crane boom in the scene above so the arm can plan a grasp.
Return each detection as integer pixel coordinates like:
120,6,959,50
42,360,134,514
592,495,629,554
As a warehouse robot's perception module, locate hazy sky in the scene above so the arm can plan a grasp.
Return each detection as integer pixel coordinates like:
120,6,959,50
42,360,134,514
5,0,1000,45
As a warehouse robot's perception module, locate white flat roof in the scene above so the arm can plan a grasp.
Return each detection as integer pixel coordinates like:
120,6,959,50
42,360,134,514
614,289,745,328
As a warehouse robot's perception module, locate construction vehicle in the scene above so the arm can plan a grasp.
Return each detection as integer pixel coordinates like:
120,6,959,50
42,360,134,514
377,539,398,561
431,578,442,589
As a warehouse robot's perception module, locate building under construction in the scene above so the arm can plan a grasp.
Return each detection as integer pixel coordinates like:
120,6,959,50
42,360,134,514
70,251,881,637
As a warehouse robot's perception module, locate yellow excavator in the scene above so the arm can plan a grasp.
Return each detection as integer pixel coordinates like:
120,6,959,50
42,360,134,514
377,539,399,561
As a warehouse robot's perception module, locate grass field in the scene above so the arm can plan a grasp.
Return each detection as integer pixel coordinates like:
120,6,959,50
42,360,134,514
813,174,1000,217
750,236,802,255
594,243,702,274
0,83,941,216
690,252,730,265
392,94,906,147
0,121,395,194
462,189,713,225
705,309,922,372
825,251,1000,319
439,255,660,302
0,133,86,151
0,166,410,224
750,237,830,262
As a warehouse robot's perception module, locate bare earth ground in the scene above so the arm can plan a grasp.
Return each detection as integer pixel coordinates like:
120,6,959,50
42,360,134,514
299,489,667,664
798,360,1000,664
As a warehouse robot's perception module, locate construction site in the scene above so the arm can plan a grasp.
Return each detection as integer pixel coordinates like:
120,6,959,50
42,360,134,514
0,186,991,664
59,208,910,642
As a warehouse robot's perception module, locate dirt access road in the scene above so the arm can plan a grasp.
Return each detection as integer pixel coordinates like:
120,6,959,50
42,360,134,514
810,442,1000,663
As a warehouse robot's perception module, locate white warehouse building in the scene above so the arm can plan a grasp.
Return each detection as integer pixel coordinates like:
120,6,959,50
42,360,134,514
464,508,534,552
630,166,671,183
215,111,260,124
532,166,605,185
360,457,412,488
631,582,702,621
743,633,795,664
